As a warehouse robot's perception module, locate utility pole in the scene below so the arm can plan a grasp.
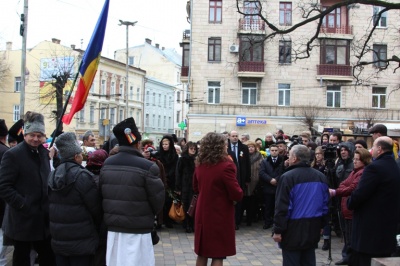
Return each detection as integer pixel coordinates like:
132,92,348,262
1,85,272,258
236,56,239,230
118,20,137,119
19,0,28,118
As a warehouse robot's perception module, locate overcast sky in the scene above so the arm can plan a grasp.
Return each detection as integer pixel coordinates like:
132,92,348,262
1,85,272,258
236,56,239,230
0,0,189,58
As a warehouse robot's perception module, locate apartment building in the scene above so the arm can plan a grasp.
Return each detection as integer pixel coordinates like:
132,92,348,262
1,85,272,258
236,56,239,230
182,0,400,141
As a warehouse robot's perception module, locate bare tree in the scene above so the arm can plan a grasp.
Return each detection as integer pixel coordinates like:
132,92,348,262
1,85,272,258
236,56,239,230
356,108,384,129
296,103,322,132
0,54,9,84
235,0,400,82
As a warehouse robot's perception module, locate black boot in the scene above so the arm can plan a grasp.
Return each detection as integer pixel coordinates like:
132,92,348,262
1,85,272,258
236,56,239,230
321,239,330,251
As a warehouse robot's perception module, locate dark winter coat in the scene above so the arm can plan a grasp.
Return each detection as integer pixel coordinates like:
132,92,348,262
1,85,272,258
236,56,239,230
48,160,102,256
259,155,285,195
227,140,251,189
347,152,400,255
175,153,196,212
274,162,329,251
100,146,165,234
335,167,364,220
0,141,51,241
193,160,243,257
0,141,8,227
335,142,354,184
158,135,179,190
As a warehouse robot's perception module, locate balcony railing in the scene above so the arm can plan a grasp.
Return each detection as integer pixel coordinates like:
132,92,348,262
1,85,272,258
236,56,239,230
320,25,352,35
238,61,264,72
317,64,352,76
239,18,265,31
181,66,189,77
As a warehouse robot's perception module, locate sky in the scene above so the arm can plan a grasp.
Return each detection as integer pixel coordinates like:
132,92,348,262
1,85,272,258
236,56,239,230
0,0,190,58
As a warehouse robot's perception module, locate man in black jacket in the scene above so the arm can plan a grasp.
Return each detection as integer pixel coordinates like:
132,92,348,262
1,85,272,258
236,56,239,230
348,136,400,266
100,117,165,265
273,145,329,266
0,112,55,265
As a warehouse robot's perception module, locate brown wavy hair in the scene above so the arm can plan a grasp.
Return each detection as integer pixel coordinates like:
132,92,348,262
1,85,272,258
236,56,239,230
197,132,228,165
354,148,372,166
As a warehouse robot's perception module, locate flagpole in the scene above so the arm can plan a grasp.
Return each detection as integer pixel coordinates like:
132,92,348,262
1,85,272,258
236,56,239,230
49,60,83,148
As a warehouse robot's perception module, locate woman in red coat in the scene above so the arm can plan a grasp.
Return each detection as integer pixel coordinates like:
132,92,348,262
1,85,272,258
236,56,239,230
193,132,243,266
329,148,372,265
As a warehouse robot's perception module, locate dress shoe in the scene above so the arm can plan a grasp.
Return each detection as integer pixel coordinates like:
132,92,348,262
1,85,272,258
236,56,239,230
335,258,349,265
321,239,330,251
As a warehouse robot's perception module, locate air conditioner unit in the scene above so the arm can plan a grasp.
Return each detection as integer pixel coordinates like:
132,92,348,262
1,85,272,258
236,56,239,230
229,44,239,53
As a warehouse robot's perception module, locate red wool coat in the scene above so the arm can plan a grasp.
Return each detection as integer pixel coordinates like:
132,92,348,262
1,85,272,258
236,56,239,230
193,160,243,258
335,167,364,220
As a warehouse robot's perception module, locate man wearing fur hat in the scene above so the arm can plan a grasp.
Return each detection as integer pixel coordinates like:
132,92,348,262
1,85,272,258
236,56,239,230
48,132,102,264
100,117,165,265
0,112,55,265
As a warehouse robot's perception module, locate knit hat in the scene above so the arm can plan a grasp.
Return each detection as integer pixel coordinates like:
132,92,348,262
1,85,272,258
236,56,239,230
8,119,24,144
354,139,368,149
113,117,141,146
0,119,7,136
87,149,108,167
55,132,82,159
368,124,387,135
24,112,45,135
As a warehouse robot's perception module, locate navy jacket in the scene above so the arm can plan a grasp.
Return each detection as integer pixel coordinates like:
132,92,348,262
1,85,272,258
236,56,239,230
259,155,285,194
348,152,400,255
274,162,329,250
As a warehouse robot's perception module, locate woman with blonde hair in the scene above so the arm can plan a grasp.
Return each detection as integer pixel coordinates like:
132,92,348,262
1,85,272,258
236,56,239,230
311,146,325,173
193,132,243,266
329,148,372,265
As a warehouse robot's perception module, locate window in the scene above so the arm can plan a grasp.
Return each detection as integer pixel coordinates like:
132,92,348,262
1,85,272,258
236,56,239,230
79,108,85,122
136,111,140,125
322,7,341,28
320,39,349,65
14,77,21,92
13,105,20,122
130,86,133,100
169,96,172,108
158,115,161,128
111,81,115,95
101,80,106,95
128,56,134,66
326,86,341,108
373,44,387,68
182,43,190,68
279,40,291,64
240,36,263,62
279,2,292,26
119,109,124,122
119,83,124,98
146,91,150,105
209,0,222,23
110,108,116,125
208,81,220,104
152,114,155,127
243,1,261,30
145,114,149,126
153,93,156,105
90,83,95,93
158,93,162,106
176,110,181,122
278,83,290,106
136,88,140,101
100,108,105,119
90,105,94,123
164,95,167,108
242,82,257,105
372,87,386,108
163,116,166,128
208,38,221,62
373,6,387,27
177,91,181,102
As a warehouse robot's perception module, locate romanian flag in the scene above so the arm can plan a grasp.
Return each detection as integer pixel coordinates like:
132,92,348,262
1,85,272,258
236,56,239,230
62,0,109,124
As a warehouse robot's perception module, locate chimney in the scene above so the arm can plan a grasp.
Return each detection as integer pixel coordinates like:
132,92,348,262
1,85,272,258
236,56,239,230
51,38,61,44
6,42,12,50
145,38,152,45
155,43,159,49
71,44,76,49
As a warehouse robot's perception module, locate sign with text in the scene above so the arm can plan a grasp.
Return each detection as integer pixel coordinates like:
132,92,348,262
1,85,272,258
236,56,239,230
236,117,267,126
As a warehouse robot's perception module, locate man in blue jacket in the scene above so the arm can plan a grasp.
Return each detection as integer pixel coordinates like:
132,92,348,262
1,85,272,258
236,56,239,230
273,144,329,266
348,136,400,266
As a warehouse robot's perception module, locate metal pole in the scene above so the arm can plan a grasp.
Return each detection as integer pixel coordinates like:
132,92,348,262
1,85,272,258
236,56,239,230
118,20,137,119
19,0,28,118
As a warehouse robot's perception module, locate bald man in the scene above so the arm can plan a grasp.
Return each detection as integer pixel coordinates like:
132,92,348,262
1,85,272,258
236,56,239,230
348,137,400,266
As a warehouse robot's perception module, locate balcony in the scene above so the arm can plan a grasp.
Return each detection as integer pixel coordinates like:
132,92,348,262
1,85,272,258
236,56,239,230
238,61,265,78
317,64,353,81
320,25,352,35
238,18,266,34
180,66,189,83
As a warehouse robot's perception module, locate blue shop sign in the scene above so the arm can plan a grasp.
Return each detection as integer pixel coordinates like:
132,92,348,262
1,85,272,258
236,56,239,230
236,117,267,126
236,117,246,126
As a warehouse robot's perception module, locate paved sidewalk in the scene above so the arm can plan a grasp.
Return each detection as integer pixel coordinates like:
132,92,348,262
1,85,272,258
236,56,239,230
155,223,343,266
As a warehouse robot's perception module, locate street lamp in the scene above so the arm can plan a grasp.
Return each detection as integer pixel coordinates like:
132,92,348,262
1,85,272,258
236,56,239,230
118,20,137,119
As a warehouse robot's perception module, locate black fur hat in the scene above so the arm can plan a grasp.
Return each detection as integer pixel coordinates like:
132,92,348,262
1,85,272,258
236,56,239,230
112,117,141,146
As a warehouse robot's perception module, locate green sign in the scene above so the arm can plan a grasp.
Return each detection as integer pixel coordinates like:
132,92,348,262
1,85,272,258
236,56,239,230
178,121,187,130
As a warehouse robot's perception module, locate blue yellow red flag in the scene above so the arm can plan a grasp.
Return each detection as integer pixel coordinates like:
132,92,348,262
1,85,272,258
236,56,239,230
62,0,109,125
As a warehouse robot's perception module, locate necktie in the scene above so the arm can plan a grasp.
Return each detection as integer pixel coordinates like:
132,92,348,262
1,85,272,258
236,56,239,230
272,157,276,163
233,145,237,159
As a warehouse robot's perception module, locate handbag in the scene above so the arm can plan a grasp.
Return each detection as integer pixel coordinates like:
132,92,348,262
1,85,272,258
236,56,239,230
168,200,185,223
151,229,159,245
186,194,198,217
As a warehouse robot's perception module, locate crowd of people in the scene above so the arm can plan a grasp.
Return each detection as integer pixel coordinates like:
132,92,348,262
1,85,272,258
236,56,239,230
0,112,400,266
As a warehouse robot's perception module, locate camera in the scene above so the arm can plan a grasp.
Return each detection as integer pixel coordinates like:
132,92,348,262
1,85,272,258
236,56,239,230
146,147,159,158
321,144,338,161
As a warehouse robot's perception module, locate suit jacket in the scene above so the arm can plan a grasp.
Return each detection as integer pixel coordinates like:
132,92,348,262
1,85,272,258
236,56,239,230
259,155,285,194
228,140,251,189
347,152,400,255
